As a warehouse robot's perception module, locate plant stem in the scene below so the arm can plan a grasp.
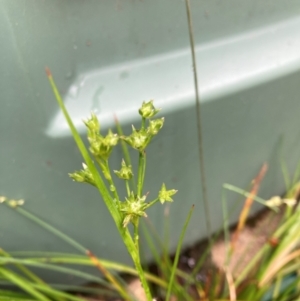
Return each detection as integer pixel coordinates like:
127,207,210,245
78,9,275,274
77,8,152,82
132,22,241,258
134,222,140,253
137,151,146,197
5,202,131,300
0,249,46,287
166,205,195,301
0,267,52,301
114,114,136,192
141,117,146,130
184,0,211,243
9,204,87,254
125,180,131,197
119,229,152,300
13,253,166,288
104,159,120,202
47,69,153,300
130,248,152,301
144,198,159,209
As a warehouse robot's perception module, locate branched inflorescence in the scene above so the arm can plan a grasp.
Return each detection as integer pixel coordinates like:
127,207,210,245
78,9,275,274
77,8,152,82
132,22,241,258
70,100,177,229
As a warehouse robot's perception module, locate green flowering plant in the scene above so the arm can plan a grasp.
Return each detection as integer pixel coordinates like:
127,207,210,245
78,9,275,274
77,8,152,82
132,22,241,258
47,70,177,301
69,101,174,232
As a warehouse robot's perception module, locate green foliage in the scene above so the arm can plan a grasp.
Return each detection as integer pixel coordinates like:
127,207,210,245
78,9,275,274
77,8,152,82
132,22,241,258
46,70,180,301
2,91,300,300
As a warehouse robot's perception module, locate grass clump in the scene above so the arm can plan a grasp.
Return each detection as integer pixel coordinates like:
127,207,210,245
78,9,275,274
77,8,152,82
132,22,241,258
2,79,300,300
1,1,300,299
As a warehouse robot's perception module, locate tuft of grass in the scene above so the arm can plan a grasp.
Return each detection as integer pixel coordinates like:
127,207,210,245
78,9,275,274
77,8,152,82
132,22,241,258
1,0,300,299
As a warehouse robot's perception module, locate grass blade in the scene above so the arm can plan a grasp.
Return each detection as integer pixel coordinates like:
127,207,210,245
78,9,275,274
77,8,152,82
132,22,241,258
279,139,291,191
7,253,167,288
231,164,268,250
166,205,194,301
0,268,51,301
223,183,278,212
4,201,131,300
45,67,121,227
184,0,211,242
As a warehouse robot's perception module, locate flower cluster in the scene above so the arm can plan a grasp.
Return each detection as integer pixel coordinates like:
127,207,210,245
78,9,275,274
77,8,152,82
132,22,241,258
120,192,148,227
70,101,177,229
123,101,164,151
69,163,96,186
120,184,177,227
84,113,118,161
114,160,133,180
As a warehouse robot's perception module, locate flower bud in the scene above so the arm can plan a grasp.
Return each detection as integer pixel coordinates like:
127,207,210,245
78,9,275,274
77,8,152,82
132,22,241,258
114,160,133,180
69,163,96,186
138,100,160,119
89,129,119,160
147,118,164,136
84,113,100,138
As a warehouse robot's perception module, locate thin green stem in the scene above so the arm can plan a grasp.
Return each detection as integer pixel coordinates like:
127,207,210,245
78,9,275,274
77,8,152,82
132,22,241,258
0,249,46,287
130,252,152,301
25,283,86,301
141,117,146,130
272,275,282,299
279,140,291,191
0,257,110,286
144,198,159,210
118,228,152,300
14,254,166,288
5,201,131,300
104,159,120,202
6,203,87,254
292,160,300,185
141,152,146,192
137,151,146,197
114,114,136,192
125,180,131,197
0,267,51,301
184,0,211,244
223,183,278,212
166,205,194,301
0,250,64,301
134,222,140,253
46,68,117,222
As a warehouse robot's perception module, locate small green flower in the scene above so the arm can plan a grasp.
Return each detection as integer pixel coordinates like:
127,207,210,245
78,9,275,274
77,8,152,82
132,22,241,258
84,113,100,139
84,113,118,160
120,192,148,227
89,129,119,160
122,126,150,151
138,100,160,119
114,160,133,180
158,183,178,204
69,163,96,186
147,118,164,136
